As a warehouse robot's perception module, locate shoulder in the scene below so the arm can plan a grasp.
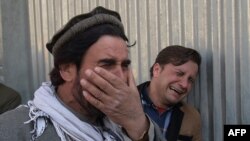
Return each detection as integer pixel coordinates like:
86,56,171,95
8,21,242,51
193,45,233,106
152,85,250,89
178,102,201,130
178,102,202,140
179,102,201,119
0,106,32,140
0,105,60,141
0,105,30,123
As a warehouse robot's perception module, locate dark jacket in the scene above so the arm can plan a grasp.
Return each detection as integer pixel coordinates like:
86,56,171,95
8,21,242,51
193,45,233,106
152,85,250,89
138,81,202,141
0,83,21,114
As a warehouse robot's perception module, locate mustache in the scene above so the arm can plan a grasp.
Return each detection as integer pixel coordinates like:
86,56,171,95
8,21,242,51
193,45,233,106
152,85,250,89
73,79,105,121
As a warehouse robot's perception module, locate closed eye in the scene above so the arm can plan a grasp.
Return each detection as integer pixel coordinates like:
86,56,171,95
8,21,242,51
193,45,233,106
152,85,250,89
98,59,116,69
176,71,184,77
188,77,195,84
121,60,131,70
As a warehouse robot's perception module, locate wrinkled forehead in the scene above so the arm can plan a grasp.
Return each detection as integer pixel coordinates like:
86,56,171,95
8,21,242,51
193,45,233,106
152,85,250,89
85,35,129,61
164,60,199,75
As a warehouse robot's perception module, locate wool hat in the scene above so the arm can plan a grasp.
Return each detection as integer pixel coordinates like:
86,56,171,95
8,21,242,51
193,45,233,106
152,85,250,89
46,6,125,55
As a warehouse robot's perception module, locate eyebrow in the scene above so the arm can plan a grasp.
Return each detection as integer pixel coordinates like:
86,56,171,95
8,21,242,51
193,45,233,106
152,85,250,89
98,58,116,64
122,59,131,65
97,58,131,65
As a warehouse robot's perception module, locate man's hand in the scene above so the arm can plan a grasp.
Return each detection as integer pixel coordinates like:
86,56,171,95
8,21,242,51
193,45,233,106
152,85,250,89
80,67,149,140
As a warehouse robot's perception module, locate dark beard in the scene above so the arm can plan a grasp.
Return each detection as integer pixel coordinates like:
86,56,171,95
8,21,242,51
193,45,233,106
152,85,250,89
72,78,105,122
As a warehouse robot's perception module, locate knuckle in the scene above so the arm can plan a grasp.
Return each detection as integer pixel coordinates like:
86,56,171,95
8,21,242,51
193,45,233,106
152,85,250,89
109,76,118,83
113,100,120,107
99,83,109,92
95,91,103,99
114,89,121,95
94,99,101,107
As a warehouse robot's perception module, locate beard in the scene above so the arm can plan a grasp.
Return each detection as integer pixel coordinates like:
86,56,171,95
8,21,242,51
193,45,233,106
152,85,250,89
72,77,105,122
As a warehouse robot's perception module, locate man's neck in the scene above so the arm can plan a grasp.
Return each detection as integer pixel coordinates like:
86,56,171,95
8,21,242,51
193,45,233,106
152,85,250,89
148,82,170,110
56,85,100,124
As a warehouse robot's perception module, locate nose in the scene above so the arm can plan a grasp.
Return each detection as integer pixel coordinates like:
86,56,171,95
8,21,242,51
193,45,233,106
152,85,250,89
179,78,189,89
111,66,126,82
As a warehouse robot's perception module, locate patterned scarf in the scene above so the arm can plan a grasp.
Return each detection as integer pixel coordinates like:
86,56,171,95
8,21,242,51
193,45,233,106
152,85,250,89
24,82,127,141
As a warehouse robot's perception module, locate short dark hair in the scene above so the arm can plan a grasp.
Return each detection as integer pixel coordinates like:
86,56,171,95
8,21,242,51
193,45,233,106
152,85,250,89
47,6,131,88
150,45,201,77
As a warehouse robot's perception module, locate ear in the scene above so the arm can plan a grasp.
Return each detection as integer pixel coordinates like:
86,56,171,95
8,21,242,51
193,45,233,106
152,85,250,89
59,64,77,82
152,63,162,78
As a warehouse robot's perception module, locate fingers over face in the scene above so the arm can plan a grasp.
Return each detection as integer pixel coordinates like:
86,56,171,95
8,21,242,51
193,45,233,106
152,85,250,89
84,67,139,98
80,78,109,102
84,68,116,95
82,90,105,110
93,67,125,88
81,80,123,115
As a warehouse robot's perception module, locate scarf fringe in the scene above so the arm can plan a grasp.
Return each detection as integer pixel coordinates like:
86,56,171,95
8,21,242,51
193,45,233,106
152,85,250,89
24,101,49,141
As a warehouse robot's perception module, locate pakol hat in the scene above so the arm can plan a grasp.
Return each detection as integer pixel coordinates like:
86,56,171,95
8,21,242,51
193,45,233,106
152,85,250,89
46,6,125,55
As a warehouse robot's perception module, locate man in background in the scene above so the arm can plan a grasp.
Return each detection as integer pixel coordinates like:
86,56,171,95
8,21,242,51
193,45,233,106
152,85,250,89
138,45,202,141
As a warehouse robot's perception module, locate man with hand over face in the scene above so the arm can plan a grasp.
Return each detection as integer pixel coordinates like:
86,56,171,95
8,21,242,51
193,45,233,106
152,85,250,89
0,6,164,141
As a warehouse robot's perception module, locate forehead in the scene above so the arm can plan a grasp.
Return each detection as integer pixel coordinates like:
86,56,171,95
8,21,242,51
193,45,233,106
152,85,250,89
165,60,199,75
85,35,129,60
